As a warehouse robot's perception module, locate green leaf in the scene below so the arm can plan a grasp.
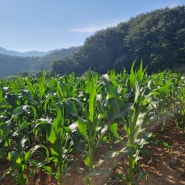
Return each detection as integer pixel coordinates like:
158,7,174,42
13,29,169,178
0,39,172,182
29,105,37,120
21,89,33,101
25,77,35,96
16,157,22,164
65,100,78,117
111,103,133,119
103,74,118,99
136,60,146,82
88,78,97,123
56,82,64,97
78,119,88,141
25,151,32,161
110,123,121,140
129,60,137,89
43,95,54,113
7,152,12,161
38,69,46,98
161,141,169,148
85,156,90,167
43,165,53,174
8,151,18,163
71,98,84,109
50,148,59,156
52,106,64,133
0,89,3,103
34,119,52,139
12,105,28,116
155,81,171,95
48,129,57,144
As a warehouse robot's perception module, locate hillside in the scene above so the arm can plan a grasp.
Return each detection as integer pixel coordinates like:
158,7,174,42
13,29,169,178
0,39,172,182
0,47,53,57
1,6,185,78
51,6,185,76
0,47,80,78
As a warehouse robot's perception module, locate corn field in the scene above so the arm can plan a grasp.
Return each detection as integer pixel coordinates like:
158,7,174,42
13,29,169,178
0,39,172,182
0,63,185,185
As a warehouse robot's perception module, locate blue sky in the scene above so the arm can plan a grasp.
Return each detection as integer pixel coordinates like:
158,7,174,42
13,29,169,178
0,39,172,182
0,0,184,52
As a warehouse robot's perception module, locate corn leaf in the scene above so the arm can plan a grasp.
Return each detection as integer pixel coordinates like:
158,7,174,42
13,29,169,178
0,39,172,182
78,119,88,142
38,69,46,98
12,105,28,116
110,123,121,140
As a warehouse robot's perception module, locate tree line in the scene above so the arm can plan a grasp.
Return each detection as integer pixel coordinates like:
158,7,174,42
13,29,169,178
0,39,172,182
51,6,185,76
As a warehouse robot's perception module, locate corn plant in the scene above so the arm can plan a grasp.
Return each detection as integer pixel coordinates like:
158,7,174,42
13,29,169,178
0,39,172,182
47,104,73,185
0,65,185,185
65,72,114,185
122,63,158,184
7,137,41,185
0,88,11,161
172,74,185,123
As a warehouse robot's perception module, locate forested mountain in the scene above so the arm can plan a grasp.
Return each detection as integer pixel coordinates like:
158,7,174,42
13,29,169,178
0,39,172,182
27,47,80,72
0,47,80,78
1,6,185,78
51,6,185,75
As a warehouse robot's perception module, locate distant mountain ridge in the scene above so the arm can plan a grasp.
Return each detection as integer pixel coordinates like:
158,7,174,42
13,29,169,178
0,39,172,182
0,46,80,78
0,47,55,57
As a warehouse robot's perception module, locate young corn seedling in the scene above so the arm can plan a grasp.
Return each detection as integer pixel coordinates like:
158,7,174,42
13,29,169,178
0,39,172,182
123,62,158,185
7,137,40,185
78,73,100,185
47,104,73,185
70,72,113,185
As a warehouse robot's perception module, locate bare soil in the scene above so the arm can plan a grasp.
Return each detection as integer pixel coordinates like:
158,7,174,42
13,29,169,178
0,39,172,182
1,117,185,185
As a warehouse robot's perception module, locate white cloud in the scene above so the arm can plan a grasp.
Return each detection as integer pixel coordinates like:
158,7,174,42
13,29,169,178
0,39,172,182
69,20,125,33
69,26,106,33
